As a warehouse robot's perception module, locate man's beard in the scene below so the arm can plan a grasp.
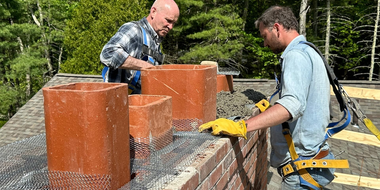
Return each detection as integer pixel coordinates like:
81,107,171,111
271,41,284,54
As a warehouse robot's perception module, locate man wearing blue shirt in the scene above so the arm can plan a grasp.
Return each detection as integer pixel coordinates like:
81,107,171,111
250,6,334,189
199,6,336,189
100,0,179,94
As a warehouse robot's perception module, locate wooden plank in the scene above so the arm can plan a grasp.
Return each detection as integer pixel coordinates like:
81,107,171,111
333,172,380,189
331,130,380,147
331,86,380,100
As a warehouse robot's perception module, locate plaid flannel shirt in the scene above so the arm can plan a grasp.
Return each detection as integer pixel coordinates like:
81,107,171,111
100,17,163,84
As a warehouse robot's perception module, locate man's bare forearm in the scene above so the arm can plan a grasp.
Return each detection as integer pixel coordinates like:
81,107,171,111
245,104,292,132
119,56,154,70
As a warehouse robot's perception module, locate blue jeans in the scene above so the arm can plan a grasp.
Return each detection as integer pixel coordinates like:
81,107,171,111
279,152,336,190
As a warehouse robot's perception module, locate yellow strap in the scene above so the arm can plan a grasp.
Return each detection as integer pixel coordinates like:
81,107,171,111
283,130,321,189
282,160,350,176
363,118,380,141
283,129,299,160
298,169,322,189
282,128,350,190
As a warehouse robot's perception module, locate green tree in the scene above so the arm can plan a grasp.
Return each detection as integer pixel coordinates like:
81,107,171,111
179,4,244,64
61,0,149,74
0,0,71,126
330,23,361,79
243,33,279,79
307,0,375,80
165,0,299,78
0,0,36,120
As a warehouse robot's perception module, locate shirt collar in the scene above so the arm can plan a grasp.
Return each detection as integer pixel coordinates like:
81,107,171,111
281,35,306,59
141,17,163,44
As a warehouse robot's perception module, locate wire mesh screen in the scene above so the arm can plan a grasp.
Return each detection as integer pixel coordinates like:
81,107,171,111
217,67,240,76
172,118,203,131
0,121,219,190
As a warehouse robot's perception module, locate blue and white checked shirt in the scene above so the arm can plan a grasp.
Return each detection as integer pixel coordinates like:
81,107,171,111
100,17,163,84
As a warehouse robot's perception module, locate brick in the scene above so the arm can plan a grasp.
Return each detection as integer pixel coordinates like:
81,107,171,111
223,149,236,171
215,138,230,164
239,137,246,149
250,170,256,187
164,167,199,190
228,136,239,147
209,162,223,187
215,167,229,190
239,170,248,187
227,171,238,189
231,174,242,190
228,159,238,180
192,152,216,182
195,180,209,190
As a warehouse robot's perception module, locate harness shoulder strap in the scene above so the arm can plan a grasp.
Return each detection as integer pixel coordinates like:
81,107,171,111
299,41,346,111
101,21,165,83
299,41,351,137
134,22,165,65
278,41,351,190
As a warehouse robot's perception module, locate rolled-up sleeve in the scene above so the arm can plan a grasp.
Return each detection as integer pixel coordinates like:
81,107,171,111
100,23,141,69
275,50,312,122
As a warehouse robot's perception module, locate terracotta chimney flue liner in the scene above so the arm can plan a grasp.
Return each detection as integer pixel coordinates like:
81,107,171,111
43,82,130,190
141,64,217,131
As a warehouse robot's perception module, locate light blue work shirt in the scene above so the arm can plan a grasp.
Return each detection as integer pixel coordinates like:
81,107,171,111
270,35,331,168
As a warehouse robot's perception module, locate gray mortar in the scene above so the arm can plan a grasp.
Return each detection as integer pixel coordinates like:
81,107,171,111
216,85,266,119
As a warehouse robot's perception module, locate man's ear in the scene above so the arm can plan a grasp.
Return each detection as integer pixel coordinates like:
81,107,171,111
273,23,281,32
273,23,281,38
150,7,157,19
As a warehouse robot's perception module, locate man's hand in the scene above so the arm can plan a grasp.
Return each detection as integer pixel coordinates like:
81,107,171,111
198,118,247,139
121,56,155,70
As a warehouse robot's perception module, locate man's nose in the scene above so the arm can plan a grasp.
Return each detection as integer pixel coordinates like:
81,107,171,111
167,23,174,30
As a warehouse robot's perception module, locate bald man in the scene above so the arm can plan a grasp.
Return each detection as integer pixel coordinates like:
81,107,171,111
100,0,180,94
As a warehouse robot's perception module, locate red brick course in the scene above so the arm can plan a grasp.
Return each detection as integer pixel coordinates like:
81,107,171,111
164,128,269,190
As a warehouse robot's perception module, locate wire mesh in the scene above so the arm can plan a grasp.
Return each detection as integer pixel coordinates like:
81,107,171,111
217,67,240,76
172,118,203,131
0,120,219,190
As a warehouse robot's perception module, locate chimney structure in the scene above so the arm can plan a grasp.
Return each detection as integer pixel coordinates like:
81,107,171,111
43,82,130,189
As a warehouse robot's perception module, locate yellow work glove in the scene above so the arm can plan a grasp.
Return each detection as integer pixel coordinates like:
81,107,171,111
255,99,271,112
198,118,247,139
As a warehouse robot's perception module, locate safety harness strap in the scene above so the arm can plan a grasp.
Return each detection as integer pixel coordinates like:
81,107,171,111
364,118,380,140
281,159,349,176
139,24,165,65
282,125,322,189
299,41,346,112
129,24,164,94
325,109,351,139
278,41,352,190
299,41,352,139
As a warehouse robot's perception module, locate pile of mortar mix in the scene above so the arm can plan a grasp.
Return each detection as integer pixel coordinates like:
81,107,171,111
216,85,267,119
